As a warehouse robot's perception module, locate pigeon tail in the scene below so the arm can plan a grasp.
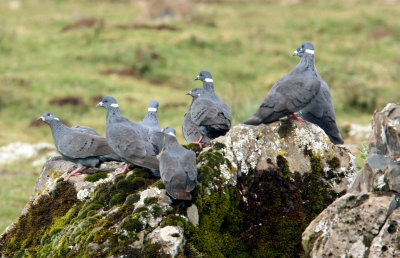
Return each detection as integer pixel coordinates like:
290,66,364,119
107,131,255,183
243,115,263,125
171,190,192,200
329,133,344,145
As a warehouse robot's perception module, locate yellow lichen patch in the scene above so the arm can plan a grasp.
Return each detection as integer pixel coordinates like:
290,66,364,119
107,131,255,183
277,150,287,156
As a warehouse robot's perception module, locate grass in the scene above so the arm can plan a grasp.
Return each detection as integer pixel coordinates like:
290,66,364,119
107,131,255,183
1,0,399,232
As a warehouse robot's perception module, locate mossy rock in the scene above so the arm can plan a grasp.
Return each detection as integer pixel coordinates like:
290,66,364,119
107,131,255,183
84,172,108,182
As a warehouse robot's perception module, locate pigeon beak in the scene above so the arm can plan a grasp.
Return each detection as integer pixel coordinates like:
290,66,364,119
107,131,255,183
185,91,192,95
96,102,103,107
38,116,45,121
195,75,200,80
292,50,298,56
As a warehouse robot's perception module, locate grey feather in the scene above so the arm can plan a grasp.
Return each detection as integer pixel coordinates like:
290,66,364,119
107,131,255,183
244,42,321,125
293,42,344,144
159,127,197,200
72,126,101,136
97,97,160,175
139,100,163,153
40,112,121,168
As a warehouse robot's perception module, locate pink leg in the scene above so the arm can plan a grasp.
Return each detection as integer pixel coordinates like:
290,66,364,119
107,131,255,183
288,114,305,124
116,163,130,175
191,136,203,148
64,166,87,181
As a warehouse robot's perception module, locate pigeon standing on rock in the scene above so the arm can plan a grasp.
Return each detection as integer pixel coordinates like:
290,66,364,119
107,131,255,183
39,112,121,181
96,96,160,175
293,42,344,144
139,100,163,154
244,42,321,125
182,71,232,147
159,127,197,200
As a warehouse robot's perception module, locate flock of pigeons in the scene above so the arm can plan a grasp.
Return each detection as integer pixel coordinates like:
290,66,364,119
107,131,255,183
39,41,343,200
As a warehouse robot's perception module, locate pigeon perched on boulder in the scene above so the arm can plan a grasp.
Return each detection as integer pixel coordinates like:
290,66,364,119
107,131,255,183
158,127,197,200
39,112,120,181
293,42,344,144
182,71,231,147
244,42,321,125
96,96,160,175
139,100,163,154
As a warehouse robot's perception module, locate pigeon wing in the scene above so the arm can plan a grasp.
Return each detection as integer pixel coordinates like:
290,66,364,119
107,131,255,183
57,132,111,159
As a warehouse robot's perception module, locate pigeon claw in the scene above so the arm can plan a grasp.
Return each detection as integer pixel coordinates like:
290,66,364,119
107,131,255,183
116,163,130,175
64,167,87,181
191,136,203,148
288,114,305,124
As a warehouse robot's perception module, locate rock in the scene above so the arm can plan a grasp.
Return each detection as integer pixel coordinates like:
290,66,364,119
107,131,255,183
186,204,199,226
0,142,56,167
303,103,400,257
148,226,184,256
0,120,356,257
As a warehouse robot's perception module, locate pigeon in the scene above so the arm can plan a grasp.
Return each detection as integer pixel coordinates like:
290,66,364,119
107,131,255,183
139,100,163,154
182,71,231,147
72,126,101,136
159,127,197,200
96,96,160,175
244,42,321,125
39,112,121,181
293,42,344,144
182,88,211,147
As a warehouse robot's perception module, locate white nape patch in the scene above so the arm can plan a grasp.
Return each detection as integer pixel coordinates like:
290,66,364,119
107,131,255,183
305,49,314,55
204,78,213,83
54,117,60,121
167,132,176,137
110,103,119,108
148,108,157,112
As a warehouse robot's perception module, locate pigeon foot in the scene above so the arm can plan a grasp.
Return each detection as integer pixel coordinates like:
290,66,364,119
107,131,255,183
288,114,305,124
65,166,87,181
116,163,130,175
191,136,203,148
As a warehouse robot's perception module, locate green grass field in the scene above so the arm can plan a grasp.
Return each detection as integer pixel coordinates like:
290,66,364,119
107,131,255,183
1,0,399,233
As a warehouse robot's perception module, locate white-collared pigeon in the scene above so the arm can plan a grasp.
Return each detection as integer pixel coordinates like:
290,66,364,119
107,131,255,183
39,112,121,181
244,42,321,125
96,96,160,176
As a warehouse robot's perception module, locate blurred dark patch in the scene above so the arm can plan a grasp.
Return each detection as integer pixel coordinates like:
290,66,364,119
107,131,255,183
371,28,397,39
61,18,103,32
30,119,71,128
163,102,186,109
125,96,137,103
90,95,104,105
115,23,179,31
100,68,141,78
49,96,85,106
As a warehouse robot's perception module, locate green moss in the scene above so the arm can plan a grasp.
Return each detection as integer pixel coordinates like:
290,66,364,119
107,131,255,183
134,207,149,213
276,155,290,178
183,143,202,152
77,203,103,219
84,172,108,182
327,157,341,169
143,242,169,257
130,168,151,179
124,194,140,206
144,197,158,206
117,177,146,193
278,119,294,139
212,142,226,150
151,180,165,189
109,193,126,206
151,205,163,217
119,216,144,233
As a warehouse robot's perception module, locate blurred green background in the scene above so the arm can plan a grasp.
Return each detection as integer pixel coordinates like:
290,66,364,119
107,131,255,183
1,0,399,232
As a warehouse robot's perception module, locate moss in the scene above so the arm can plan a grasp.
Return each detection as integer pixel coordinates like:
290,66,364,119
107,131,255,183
152,180,165,189
183,143,202,153
110,193,126,206
276,155,290,178
144,197,158,206
278,119,294,139
77,203,103,219
212,142,226,150
161,214,187,228
84,172,108,182
151,205,163,217
119,216,144,233
124,194,140,205
129,168,151,179
117,177,146,193
134,207,149,213
327,157,341,169
143,242,169,257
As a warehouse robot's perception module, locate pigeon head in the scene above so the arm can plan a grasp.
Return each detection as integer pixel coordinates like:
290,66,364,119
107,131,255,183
148,100,159,112
39,112,60,125
186,88,203,98
292,42,315,57
96,96,119,109
163,126,176,137
195,71,213,83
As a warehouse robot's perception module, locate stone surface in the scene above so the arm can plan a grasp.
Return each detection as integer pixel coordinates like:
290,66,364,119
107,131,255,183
0,120,356,257
303,103,400,257
0,142,56,167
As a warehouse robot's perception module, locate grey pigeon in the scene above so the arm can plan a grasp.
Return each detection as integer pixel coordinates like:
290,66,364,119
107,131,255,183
159,127,197,200
182,71,231,147
244,42,321,125
39,113,121,181
293,42,344,144
139,100,163,154
182,88,211,147
72,126,101,136
96,96,160,175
